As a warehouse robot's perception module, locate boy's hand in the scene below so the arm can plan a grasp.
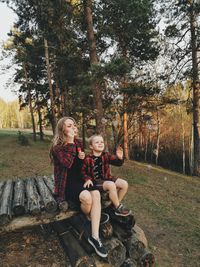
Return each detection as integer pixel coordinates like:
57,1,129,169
116,146,123,160
83,180,93,188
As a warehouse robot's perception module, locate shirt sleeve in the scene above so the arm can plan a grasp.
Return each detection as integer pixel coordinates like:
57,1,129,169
52,144,77,168
81,158,93,182
107,152,124,166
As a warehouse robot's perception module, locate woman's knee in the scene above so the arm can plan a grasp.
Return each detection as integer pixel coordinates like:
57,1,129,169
79,190,92,206
90,190,101,202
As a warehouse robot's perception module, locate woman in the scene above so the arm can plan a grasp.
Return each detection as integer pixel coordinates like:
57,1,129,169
50,117,107,258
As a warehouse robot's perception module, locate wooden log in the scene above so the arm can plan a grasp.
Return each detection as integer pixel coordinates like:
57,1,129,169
52,220,96,267
43,175,54,194
120,258,137,267
0,210,77,233
133,224,148,248
12,178,25,216
104,238,126,267
43,175,69,211
25,177,42,215
0,180,13,226
138,249,155,267
111,220,133,240
126,234,145,262
0,181,5,200
35,176,57,213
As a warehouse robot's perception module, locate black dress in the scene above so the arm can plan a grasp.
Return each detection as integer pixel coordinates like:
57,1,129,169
65,155,84,207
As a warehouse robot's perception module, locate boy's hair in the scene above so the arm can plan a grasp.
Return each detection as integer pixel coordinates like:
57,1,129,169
88,134,104,146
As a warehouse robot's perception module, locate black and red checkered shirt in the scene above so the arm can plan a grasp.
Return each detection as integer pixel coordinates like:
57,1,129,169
51,139,82,203
81,152,124,182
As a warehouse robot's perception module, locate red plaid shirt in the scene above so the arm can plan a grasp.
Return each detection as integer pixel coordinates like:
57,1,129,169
81,152,124,182
51,139,83,203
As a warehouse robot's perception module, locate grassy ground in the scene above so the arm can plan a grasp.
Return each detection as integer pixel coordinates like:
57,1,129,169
0,129,200,267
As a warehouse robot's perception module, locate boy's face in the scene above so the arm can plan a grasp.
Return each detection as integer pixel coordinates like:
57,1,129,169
91,136,105,152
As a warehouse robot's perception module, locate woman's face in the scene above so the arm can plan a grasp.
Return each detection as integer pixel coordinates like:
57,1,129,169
63,119,76,136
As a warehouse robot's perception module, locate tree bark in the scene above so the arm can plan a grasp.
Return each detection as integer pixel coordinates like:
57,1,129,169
35,177,57,213
44,38,57,133
123,93,129,159
190,3,200,176
0,180,13,226
52,220,95,267
84,0,105,135
0,211,76,233
12,178,25,216
25,177,41,215
23,62,36,142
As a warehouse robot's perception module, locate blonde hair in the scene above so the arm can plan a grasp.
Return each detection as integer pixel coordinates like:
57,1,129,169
52,117,76,147
88,134,104,146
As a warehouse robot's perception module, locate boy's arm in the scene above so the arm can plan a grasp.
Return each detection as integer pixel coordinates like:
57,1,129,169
108,147,124,166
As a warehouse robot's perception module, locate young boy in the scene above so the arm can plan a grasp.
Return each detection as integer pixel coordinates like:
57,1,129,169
81,134,130,216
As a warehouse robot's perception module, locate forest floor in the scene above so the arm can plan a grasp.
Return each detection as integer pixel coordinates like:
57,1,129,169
0,129,200,267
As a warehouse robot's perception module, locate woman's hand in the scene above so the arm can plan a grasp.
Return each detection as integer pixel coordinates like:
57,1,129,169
116,146,123,160
78,151,85,160
83,180,93,188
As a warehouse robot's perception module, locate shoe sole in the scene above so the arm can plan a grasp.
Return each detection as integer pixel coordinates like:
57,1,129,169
100,212,110,225
88,238,108,258
114,211,131,217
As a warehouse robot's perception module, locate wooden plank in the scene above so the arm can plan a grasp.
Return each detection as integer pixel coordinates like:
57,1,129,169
0,210,77,233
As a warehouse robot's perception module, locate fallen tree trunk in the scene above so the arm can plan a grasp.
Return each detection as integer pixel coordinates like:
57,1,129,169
0,180,13,226
0,210,77,233
52,220,96,267
138,248,155,267
12,178,25,216
104,237,126,267
25,177,42,215
43,175,54,194
35,177,57,213
126,234,145,262
0,181,5,200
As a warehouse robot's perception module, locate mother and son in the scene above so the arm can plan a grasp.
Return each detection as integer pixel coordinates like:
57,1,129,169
50,117,131,258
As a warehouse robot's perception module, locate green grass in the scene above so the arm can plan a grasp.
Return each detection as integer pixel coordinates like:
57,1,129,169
0,129,200,267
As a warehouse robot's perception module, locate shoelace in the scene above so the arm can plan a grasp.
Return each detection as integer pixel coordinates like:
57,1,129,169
97,239,103,247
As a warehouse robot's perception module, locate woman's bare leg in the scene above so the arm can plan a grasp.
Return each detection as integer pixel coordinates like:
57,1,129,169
79,190,92,216
90,190,101,239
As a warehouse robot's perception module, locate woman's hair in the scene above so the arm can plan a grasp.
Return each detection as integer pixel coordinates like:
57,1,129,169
52,117,76,147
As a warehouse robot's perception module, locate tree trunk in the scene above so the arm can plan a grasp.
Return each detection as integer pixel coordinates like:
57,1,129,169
155,109,160,165
190,4,200,176
12,178,25,216
123,93,129,159
84,0,105,135
35,177,57,213
0,180,13,226
52,220,96,267
23,63,36,142
0,181,5,200
25,177,41,215
44,38,57,133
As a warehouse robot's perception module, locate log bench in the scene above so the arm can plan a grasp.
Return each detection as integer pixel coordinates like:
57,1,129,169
0,176,155,267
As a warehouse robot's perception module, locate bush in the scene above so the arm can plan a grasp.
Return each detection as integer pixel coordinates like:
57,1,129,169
18,131,29,146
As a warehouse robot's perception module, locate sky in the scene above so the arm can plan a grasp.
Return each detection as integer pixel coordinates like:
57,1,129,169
0,2,18,102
